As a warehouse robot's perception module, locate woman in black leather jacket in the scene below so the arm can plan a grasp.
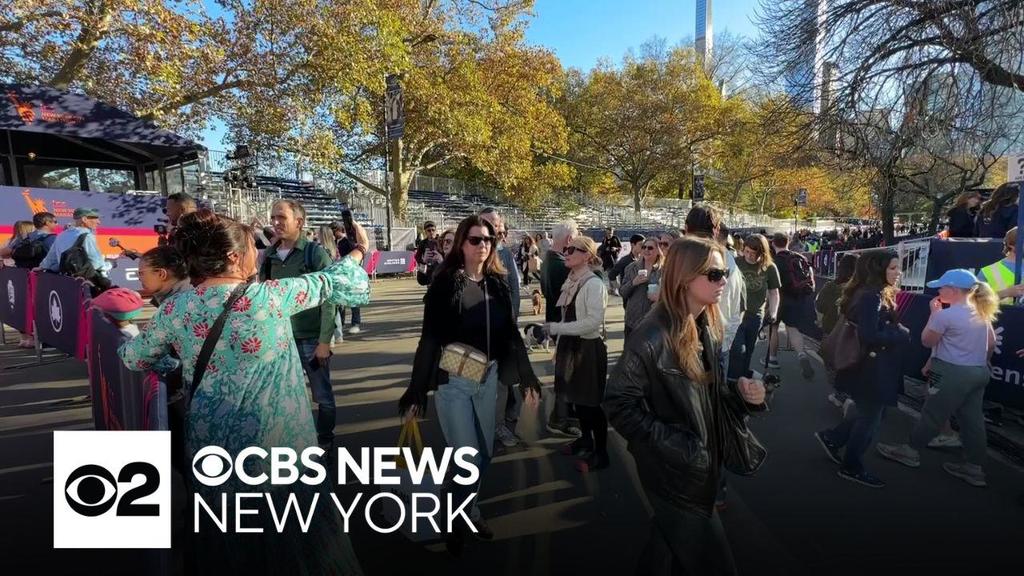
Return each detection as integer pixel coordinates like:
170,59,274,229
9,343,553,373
604,236,768,576
815,249,909,489
399,215,541,554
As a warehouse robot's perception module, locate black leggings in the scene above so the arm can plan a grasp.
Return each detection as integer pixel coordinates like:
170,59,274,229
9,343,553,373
575,404,608,457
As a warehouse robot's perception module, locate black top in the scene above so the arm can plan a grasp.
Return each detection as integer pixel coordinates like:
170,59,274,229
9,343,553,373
336,234,356,258
599,236,622,269
454,278,508,359
947,206,977,238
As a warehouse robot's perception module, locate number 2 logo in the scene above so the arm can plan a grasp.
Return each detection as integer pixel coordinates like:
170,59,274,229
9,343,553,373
64,462,161,517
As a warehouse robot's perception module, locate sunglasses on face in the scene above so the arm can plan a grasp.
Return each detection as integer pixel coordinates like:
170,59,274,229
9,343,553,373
563,246,583,255
658,241,670,248
703,268,730,283
466,235,494,246
643,245,657,251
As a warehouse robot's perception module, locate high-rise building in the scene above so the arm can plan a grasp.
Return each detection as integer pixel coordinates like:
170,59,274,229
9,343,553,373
785,0,829,113
696,0,712,64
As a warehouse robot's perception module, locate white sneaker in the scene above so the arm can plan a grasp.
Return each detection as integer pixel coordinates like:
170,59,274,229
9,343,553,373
348,325,362,335
928,434,962,449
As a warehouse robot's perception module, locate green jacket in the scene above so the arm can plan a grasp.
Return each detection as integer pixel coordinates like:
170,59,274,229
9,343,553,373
259,238,337,344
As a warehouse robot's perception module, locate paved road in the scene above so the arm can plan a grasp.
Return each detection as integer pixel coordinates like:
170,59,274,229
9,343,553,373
2,276,1022,575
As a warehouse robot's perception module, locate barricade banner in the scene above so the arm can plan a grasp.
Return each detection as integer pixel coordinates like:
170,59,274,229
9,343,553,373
923,239,1003,293
896,291,1024,411
33,272,90,358
369,251,416,275
0,266,30,333
87,309,164,430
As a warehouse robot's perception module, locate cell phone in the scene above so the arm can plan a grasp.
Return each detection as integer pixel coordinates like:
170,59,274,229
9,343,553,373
153,224,168,235
427,239,439,252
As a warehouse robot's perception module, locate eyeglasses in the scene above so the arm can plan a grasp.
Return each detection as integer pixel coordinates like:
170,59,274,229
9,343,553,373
658,241,671,248
466,235,494,246
703,268,730,283
642,245,657,251
442,237,454,244
563,246,581,255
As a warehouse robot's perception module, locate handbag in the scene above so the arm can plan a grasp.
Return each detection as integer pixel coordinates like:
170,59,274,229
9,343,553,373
821,319,863,372
439,278,492,383
187,281,252,409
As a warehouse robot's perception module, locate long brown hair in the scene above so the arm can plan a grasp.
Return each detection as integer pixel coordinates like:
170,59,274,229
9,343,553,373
742,234,774,274
436,215,506,280
840,249,898,315
658,236,725,383
980,182,1020,219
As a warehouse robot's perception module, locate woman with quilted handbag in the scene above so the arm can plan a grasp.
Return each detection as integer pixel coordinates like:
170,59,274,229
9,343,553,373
399,215,542,556
815,249,910,489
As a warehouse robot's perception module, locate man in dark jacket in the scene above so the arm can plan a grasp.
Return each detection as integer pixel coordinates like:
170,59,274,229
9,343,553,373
609,234,644,306
261,200,338,451
414,220,438,266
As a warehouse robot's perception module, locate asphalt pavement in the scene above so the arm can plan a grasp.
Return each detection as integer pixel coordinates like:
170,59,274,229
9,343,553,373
1,276,1022,576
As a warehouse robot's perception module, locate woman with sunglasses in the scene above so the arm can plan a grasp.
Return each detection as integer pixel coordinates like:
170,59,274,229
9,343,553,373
815,249,909,488
416,228,455,286
400,215,541,554
620,237,665,343
545,236,610,471
605,236,767,576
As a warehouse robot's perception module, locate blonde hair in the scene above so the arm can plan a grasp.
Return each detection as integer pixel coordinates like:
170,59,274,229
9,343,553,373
316,225,338,260
968,282,1000,324
13,220,33,240
569,236,602,267
658,236,725,383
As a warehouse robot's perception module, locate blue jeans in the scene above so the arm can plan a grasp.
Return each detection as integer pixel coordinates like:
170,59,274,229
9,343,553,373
825,400,885,473
296,338,335,445
434,363,498,522
727,311,763,381
339,306,361,326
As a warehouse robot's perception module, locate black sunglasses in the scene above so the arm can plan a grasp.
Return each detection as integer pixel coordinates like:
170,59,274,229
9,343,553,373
642,245,658,251
563,246,584,255
703,268,730,283
658,241,671,247
466,235,494,246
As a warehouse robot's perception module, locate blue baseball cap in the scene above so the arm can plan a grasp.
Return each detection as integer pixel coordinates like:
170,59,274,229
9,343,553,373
926,269,979,289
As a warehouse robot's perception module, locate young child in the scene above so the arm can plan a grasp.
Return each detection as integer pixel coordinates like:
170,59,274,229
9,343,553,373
91,287,145,337
532,289,544,316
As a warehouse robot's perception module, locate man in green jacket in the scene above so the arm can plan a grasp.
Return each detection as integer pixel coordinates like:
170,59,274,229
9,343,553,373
261,199,338,450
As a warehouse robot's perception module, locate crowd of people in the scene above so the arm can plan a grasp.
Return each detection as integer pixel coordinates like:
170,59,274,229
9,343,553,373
7,186,1024,575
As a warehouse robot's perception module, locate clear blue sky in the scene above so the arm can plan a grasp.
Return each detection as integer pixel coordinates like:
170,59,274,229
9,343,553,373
526,0,761,71
200,0,763,149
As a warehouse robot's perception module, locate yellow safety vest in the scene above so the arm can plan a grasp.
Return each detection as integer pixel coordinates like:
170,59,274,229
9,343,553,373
979,259,1016,304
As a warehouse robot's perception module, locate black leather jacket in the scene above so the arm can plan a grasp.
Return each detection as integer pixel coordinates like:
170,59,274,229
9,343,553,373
604,305,767,518
400,270,541,413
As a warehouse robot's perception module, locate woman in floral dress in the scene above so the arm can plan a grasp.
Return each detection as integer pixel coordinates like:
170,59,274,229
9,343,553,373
120,210,369,575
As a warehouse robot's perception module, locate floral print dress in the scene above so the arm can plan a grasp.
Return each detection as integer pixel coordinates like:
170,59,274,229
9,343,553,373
119,256,370,576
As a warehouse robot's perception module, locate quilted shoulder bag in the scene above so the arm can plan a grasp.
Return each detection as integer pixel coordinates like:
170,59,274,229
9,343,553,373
439,279,491,383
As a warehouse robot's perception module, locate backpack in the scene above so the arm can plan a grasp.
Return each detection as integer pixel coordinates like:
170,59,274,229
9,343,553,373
261,240,322,280
776,250,815,295
11,233,55,268
59,232,99,280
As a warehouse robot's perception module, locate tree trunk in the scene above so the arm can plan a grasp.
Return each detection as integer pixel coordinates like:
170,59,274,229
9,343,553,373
631,183,642,219
879,183,896,244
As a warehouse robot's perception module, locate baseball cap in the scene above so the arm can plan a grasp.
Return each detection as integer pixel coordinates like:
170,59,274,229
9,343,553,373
91,288,144,321
73,207,101,219
926,269,979,290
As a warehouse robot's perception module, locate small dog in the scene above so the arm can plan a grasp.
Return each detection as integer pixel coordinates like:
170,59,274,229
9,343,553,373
531,289,544,316
523,323,550,352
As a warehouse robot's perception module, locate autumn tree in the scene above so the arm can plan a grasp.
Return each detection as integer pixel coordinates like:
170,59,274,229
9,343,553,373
561,42,728,217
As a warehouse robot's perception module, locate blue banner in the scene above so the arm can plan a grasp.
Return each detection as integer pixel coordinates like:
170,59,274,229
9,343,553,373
0,266,30,332
87,309,165,431
32,271,90,358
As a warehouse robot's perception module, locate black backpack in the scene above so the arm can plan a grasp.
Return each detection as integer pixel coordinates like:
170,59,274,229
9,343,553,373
11,233,55,268
777,250,815,295
59,233,99,279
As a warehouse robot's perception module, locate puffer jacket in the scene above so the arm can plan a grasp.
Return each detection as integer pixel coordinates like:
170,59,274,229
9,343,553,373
399,269,541,413
603,305,767,518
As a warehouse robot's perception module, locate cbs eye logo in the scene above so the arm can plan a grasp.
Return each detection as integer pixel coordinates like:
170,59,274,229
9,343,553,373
64,462,160,517
53,431,171,549
191,446,233,486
